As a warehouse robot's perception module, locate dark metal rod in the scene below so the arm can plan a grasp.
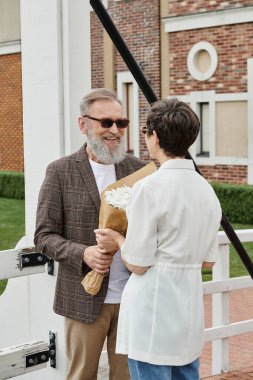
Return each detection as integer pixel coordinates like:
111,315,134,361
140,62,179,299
90,0,157,105
90,0,253,279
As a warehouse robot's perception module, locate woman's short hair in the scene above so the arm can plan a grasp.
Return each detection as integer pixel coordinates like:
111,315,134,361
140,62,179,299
80,88,122,116
146,98,200,157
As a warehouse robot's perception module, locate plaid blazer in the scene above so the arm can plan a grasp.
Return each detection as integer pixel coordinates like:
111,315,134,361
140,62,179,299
34,144,145,323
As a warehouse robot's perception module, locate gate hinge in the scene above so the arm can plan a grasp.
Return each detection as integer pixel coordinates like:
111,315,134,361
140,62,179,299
19,247,54,275
25,331,56,369
26,350,49,368
49,331,56,368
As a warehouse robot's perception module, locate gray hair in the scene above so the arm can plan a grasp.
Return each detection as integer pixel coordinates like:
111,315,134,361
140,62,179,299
80,88,122,116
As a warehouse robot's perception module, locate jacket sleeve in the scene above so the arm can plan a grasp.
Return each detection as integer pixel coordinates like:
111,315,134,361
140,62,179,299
34,162,89,276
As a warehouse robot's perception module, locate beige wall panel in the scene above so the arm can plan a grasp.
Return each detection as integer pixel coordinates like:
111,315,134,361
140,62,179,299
216,101,247,157
197,50,211,73
0,0,20,43
160,0,169,98
103,30,114,89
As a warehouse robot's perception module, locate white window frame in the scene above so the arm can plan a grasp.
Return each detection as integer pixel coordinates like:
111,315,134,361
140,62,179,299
163,6,253,33
187,41,218,81
117,71,140,157
175,91,248,166
177,91,215,165
101,0,108,8
0,41,21,55
248,58,253,184
196,102,210,157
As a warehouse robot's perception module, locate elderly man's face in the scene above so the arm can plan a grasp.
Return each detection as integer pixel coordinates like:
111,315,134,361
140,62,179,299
79,99,127,164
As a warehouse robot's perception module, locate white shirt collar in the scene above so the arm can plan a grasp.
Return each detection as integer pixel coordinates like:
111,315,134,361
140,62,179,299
159,158,195,171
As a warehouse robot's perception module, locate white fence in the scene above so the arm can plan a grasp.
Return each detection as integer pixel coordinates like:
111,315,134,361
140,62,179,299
0,229,253,379
203,229,253,375
0,237,67,380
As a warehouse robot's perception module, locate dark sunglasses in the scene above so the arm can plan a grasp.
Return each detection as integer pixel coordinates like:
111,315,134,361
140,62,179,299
83,115,129,129
141,126,148,135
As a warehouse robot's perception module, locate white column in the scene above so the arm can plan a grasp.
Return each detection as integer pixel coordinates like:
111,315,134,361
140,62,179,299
61,0,91,155
19,1,91,379
247,58,253,184
21,0,64,245
21,0,91,245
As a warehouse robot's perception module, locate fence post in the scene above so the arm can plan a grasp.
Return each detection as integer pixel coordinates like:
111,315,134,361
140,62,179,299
212,243,230,375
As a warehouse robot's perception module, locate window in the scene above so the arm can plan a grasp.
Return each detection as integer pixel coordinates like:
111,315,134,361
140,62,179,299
187,42,218,82
117,72,140,157
175,91,248,166
196,103,210,157
123,83,134,153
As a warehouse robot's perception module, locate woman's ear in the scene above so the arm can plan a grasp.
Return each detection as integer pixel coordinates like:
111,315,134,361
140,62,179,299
152,130,160,147
78,117,88,135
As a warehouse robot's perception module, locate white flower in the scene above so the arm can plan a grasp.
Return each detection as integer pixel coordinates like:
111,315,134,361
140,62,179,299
105,185,131,210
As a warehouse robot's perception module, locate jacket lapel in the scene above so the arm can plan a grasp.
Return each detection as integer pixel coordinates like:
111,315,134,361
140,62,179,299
115,160,128,180
75,144,101,212
75,144,130,211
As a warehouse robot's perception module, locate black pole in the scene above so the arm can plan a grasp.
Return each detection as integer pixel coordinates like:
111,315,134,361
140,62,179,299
90,0,157,104
90,0,253,280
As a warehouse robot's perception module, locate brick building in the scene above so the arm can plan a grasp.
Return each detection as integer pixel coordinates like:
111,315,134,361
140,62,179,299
1,0,253,184
0,0,23,172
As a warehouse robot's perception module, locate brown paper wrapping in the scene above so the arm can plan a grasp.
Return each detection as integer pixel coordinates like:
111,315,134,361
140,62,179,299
81,162,157,295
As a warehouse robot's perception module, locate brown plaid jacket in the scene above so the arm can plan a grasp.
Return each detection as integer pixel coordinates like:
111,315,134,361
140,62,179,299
34,144,145,323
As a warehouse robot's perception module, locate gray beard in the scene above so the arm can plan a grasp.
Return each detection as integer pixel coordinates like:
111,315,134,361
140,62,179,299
86,128,126,164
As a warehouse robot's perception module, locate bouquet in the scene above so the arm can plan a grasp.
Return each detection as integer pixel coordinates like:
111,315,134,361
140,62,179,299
81,162,157,295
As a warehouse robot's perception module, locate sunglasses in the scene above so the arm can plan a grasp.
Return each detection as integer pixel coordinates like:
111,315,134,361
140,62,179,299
141,126,148,135
83,115,129,129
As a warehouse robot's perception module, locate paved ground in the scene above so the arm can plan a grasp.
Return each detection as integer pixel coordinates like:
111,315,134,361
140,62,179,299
201,288,253,379
98,288,253,379
98,367,109,380
204,367,253,379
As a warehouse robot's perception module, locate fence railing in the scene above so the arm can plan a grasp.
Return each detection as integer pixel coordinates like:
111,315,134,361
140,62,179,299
0,230,253,379
203,229,253,375
0,241,58,379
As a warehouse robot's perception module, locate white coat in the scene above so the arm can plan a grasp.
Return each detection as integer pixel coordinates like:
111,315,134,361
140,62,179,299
116,159,222,365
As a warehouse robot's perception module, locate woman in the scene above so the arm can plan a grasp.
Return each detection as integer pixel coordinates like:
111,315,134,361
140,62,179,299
95,98,221,380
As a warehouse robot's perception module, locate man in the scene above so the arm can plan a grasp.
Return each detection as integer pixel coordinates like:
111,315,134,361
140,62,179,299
34,88,145,380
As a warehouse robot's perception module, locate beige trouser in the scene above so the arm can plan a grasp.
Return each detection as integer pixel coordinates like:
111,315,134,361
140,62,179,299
66,304,130,380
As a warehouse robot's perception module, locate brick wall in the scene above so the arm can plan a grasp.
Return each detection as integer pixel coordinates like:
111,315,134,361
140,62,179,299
165,2,251,184
91,0,161,162
199,164,247,184
169,23,253,95
90,1,251,184
0,53,23,172
113,0,160,162
91,10,104,88
1,2,249,182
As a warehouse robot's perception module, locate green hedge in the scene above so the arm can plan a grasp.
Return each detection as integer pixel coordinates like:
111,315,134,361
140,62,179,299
0,171,252,223
0,171,25,199
212,182,253,225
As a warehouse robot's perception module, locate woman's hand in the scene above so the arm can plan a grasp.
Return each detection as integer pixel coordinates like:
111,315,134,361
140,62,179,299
95,229,151,275
94,228,125,251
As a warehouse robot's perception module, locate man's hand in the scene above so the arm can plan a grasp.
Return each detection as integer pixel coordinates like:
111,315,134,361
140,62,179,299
83,245,113,274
